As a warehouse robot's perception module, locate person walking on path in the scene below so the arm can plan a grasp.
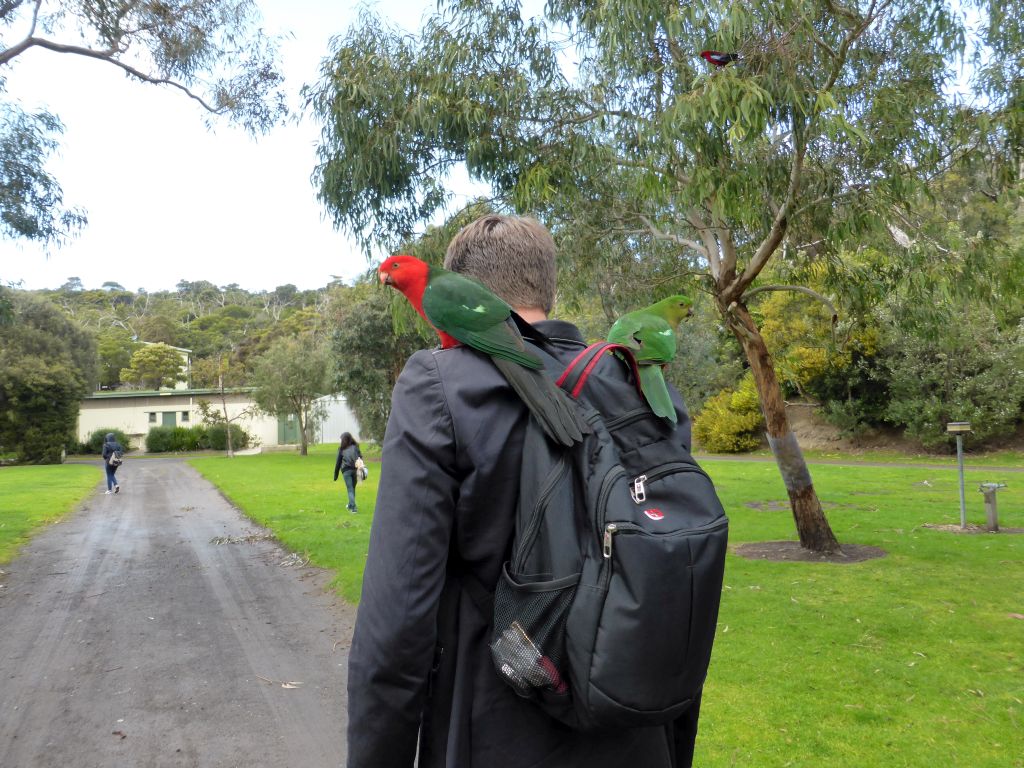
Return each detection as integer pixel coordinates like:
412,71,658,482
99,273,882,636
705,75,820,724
346,215,702,768
333,432,363,513
101,432,123,494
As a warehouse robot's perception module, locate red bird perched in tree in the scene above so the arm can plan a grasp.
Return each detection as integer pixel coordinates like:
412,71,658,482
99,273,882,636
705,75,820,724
700,50,741,67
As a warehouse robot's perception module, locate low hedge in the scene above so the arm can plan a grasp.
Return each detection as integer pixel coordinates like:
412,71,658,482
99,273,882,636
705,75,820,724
145,424,250,453
82,428,131,454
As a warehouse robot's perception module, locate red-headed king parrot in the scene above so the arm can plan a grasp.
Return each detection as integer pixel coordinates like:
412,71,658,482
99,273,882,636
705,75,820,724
379,254,588,447
606,295,693,423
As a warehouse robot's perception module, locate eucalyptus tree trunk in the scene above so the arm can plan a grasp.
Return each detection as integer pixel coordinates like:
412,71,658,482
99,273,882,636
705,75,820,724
721,300,840,553
217,372,235,459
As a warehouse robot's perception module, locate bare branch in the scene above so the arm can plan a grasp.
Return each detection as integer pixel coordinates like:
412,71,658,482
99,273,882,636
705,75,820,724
742,284,839,321
686,208,722,281
0,37,223,114
713,217,737,279
727,124,807,299
636,214,706,253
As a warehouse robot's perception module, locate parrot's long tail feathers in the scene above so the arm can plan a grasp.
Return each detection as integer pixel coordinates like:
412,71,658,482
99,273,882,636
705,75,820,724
638,365,678,423
493,358,590,446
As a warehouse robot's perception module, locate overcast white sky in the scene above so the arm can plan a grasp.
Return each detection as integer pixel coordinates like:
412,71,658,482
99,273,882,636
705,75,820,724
0,0,487,293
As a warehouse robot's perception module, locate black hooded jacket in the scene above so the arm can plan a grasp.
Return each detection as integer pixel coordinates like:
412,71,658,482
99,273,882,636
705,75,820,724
346,320,701,768
101,433,123,464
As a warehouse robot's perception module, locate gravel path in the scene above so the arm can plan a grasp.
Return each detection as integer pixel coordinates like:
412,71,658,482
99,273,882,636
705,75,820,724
0,459,353,768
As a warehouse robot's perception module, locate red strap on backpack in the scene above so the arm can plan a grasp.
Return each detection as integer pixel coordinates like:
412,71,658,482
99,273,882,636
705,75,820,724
555,342,643,398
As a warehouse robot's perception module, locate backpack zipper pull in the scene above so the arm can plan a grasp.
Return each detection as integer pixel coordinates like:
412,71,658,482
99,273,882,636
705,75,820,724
603,523,618,558
630,475,647,504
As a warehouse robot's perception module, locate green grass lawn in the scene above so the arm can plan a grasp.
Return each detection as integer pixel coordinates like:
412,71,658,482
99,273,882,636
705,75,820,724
718,446,1024,468
192,448,1023,767
189,445,378,603
701,459,1023,767
0,464,100,564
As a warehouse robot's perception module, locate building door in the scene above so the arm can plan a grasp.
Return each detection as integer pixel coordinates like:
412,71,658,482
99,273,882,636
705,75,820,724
277,413,300,445
162,411,176,427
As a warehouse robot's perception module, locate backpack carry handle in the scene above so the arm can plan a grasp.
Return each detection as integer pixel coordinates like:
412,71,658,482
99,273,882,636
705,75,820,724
556,342,643,399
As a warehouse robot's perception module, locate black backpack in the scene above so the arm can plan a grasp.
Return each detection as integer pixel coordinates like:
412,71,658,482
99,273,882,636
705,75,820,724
485,341,728,730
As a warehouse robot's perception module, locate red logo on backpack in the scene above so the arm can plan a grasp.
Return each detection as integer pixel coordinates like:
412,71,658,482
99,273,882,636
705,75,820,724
644,509,665,521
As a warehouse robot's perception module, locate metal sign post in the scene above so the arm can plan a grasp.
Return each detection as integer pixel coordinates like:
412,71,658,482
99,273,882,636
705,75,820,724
947,422,971,529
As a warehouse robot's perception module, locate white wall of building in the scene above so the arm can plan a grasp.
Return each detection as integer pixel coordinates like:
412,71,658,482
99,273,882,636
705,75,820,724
79,390,362,450
79,391,278,450
314,394,362,444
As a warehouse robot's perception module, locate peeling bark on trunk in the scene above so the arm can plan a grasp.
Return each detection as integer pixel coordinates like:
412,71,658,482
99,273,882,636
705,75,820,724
723,301,841,553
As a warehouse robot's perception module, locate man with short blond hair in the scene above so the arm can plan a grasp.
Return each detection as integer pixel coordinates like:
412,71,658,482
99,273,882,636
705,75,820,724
443,214,558,317
347,214,700,768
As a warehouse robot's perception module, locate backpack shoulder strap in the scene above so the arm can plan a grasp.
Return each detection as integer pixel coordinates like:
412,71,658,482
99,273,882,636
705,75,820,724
556,342,643,398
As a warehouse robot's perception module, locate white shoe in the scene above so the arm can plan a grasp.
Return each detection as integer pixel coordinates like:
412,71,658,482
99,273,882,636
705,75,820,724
104,490,112,495
114,485,120,494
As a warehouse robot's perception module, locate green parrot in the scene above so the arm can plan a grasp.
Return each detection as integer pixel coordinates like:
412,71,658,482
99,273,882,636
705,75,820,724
606,295,693,423
379,254,588,446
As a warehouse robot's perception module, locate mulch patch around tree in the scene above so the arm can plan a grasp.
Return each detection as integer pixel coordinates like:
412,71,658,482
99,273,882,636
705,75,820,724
733,541,888,563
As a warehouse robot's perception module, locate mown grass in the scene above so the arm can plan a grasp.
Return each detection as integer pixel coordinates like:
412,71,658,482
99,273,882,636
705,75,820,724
701,459,1023,767
189,446,378,603
192,448,1023,767
721,446,1024,468
0,464,100,564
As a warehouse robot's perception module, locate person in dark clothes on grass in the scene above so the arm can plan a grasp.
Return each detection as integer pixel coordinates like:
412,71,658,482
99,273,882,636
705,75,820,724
346,215,704,768
101,432,123,494
333,432,363,513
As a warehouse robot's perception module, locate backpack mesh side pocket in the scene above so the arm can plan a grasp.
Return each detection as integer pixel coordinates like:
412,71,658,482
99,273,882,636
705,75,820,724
490,564,578,697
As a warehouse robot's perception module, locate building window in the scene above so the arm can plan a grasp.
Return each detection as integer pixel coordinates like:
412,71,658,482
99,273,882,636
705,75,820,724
148,412,157,423
181,411,190,422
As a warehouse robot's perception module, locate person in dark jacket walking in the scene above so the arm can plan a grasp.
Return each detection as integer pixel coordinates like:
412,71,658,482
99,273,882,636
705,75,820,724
346,215,704,768
333,432,363,513
101,432,123,494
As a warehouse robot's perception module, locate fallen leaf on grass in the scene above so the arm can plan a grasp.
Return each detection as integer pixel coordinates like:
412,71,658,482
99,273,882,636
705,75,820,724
1009,613,1024,620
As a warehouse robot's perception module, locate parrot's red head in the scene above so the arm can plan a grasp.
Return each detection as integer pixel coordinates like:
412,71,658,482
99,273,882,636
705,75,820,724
379,254,429,295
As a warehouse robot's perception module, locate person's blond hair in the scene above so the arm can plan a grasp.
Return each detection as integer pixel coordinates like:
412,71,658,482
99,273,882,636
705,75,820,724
444,215,557,315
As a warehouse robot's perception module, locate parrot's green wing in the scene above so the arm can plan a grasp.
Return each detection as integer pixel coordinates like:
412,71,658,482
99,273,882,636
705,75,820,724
422,268,541,369
608,311,677,365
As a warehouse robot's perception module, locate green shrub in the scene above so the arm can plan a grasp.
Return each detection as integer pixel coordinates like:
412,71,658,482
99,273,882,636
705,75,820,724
145,426,175,453
880,316,1024,450
205,423,250,451
146,425,209,452
692,374,765,453
84,428,131,454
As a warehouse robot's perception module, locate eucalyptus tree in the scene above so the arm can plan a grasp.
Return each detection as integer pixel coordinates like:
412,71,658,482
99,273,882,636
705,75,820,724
307,0,1020,552
0,0,286,245
250,335,331,456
